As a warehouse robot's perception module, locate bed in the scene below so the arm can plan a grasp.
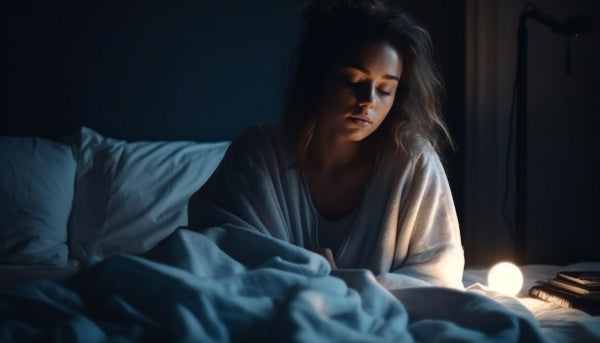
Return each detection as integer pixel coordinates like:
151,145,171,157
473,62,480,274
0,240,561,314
1,128,599,342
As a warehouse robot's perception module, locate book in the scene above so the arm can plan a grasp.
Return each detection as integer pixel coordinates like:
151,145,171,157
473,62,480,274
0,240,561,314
556,271,600,287
529,284,600,315
545,277,600,296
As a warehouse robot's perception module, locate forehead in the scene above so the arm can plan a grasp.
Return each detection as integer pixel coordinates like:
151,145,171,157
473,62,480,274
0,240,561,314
335,40,402,77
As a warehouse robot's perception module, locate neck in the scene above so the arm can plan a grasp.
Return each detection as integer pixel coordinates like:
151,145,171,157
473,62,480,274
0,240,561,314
308,127,367,172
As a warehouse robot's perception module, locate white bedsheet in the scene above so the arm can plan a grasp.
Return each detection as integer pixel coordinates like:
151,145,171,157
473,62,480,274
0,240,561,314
463,262,600,342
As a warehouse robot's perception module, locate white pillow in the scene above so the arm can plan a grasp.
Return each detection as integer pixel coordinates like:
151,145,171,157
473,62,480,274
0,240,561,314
67,127,229,261
0,136,75,266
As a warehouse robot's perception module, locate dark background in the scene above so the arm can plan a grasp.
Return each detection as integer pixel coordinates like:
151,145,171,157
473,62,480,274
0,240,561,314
0,0,466,230
0,1,301,141
1,1,597,266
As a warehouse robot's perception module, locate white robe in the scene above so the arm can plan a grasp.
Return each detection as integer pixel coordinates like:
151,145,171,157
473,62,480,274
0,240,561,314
188,121,464,289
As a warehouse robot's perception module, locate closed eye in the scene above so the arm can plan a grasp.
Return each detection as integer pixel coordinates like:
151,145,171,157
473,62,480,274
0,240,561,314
345,78,360,86
343,74,394,96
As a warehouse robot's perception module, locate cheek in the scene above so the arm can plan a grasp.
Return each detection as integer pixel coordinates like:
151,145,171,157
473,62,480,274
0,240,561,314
320,87,355,112
376,98,394,119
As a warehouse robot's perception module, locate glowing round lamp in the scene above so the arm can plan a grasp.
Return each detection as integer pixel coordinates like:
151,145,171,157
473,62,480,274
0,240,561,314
487,262,523,296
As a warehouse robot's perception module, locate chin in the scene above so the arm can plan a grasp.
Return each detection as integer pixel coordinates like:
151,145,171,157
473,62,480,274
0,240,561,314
332,120,378,142
344,130,372,142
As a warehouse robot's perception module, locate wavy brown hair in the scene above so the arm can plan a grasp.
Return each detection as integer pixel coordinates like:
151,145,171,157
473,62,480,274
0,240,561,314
282,0,453,164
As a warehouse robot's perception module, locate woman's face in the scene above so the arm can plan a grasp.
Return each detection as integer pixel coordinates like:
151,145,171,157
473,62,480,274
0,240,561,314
315,40,402,143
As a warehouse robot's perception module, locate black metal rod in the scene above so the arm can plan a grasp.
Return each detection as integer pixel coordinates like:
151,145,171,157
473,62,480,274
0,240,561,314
515,13,529,263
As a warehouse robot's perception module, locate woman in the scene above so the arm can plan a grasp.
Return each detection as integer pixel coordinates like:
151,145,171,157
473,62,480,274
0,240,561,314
188,0,464,289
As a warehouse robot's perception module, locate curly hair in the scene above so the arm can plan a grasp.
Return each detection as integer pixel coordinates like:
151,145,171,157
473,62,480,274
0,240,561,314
282,0,453,163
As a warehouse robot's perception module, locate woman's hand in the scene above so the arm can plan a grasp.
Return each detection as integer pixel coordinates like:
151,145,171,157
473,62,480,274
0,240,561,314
309,247,338,270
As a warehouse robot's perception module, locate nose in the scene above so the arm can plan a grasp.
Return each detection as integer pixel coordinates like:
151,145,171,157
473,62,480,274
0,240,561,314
357,83,376,109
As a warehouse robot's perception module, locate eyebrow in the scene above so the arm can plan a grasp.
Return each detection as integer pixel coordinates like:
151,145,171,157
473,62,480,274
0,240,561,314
348,64,401,82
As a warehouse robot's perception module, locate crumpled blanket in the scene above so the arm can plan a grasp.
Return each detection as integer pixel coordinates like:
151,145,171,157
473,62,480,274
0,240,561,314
0,226,546,342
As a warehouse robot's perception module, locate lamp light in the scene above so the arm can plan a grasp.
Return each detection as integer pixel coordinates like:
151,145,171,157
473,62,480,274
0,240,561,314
488,262,523,296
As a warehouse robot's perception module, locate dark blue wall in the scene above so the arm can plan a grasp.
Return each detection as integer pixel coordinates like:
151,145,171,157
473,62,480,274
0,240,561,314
1,1,466,144
1,1,303,141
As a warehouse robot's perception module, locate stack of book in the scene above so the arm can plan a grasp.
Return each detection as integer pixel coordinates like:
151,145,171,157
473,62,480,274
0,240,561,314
529,271,600,315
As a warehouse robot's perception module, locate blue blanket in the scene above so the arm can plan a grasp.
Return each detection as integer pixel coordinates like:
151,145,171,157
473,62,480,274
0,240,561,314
0,226,546,342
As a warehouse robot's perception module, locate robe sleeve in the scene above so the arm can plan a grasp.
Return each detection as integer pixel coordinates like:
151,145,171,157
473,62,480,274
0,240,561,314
376,147,465,290
187,125,295,242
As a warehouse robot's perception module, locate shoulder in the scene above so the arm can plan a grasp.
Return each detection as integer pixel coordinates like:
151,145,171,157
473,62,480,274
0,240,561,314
231,121,275,144
405,136,450,188
227,121,281,152
411,135,442,168
225,121,293,165
376,134,449,190
386,134,441,170
405,133,435,156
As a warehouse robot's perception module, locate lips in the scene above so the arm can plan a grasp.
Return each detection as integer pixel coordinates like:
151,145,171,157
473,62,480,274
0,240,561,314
348,114,373,126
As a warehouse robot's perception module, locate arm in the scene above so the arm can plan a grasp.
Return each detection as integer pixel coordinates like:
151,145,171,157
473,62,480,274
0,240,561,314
187,124,297,243
377,147,464,290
